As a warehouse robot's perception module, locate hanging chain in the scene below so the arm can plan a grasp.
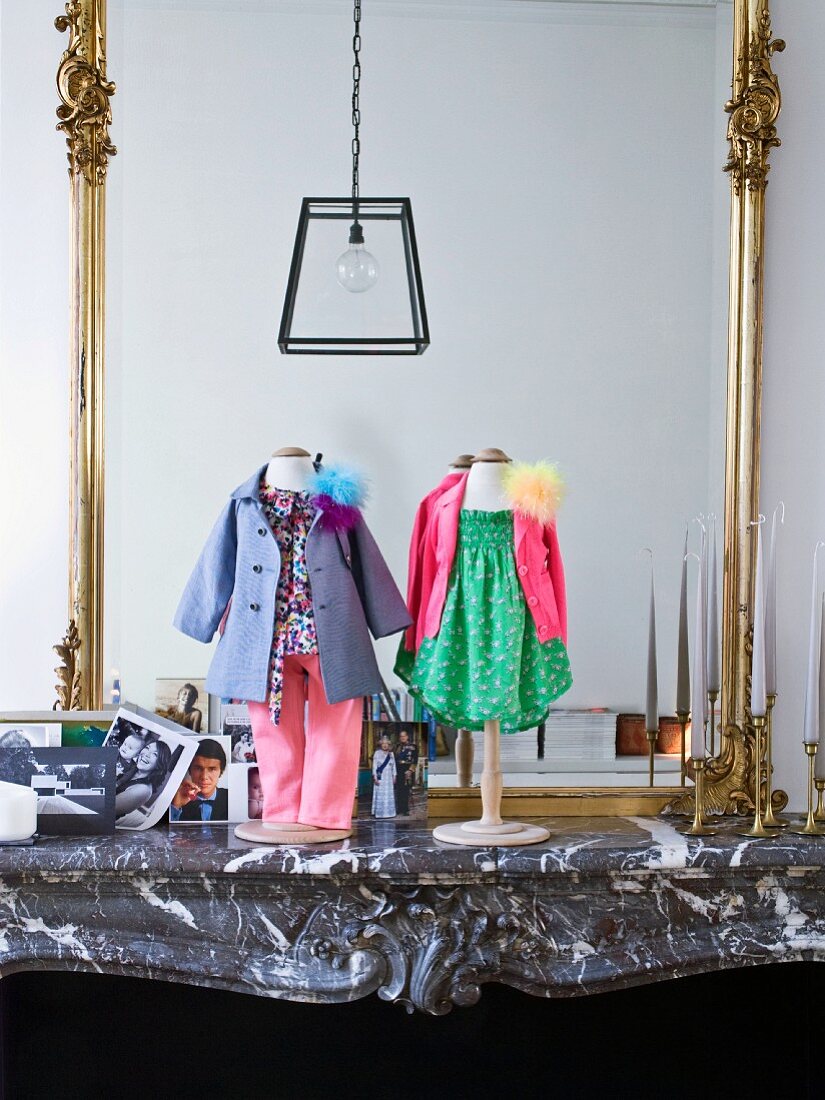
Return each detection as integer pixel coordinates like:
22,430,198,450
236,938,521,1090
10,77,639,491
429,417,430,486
351,0,362,201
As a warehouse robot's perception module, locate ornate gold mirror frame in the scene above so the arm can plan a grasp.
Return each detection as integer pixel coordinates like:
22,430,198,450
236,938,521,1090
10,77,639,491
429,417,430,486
51,0,785,817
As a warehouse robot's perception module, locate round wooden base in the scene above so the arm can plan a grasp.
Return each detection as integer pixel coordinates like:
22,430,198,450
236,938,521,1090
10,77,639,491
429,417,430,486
233,822,352,845
433,820,549,847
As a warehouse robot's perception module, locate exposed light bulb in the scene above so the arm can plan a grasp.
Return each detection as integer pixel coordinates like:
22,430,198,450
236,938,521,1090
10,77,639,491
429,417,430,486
336,221,379,293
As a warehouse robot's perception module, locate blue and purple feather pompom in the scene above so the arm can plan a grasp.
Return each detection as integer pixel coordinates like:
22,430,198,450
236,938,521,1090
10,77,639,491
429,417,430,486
309,463,368,531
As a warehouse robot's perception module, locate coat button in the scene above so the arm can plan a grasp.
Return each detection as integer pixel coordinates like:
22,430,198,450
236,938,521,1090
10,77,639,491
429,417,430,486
518,565,528,577
539,624,549,636
250,602,260,611
253,564,262,573
527,596,538,607
257,527,266,536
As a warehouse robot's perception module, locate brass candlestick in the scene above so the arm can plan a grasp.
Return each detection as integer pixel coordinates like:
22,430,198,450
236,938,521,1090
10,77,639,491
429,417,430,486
815,779,825,823
682,757,716,836
646,727,657,787
707,689,719,757
791,744,825,836
676,711,689,786
762,693,787,829
737,715,779,838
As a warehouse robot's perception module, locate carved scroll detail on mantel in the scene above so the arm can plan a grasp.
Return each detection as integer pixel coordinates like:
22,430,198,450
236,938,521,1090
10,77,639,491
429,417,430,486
4,855,825,1014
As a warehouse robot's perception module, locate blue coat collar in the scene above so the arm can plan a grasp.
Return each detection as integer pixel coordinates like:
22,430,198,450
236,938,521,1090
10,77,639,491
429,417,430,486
230,465,269,502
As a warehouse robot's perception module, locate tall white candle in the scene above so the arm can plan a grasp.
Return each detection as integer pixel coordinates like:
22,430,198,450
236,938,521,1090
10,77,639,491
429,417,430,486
0,781,37,842
645,553,658,733
751,517,767,718
707,516,720,695
817,595,825,781
765,502,783,698
676,527,690,715
696,518,709,722
803,543,825,744
690,557,705,760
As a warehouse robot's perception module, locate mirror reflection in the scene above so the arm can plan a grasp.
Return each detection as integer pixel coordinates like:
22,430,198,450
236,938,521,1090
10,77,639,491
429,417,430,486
105,0,732,790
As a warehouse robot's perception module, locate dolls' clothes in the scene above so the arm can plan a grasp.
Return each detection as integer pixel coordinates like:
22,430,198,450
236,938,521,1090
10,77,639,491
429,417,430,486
396,508,571,732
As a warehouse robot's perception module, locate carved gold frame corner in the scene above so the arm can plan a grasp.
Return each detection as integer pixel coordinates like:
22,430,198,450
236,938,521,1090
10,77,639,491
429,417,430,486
54,0,785,817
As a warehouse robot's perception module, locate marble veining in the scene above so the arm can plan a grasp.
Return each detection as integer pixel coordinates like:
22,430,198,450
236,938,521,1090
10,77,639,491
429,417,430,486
2,817,825,1013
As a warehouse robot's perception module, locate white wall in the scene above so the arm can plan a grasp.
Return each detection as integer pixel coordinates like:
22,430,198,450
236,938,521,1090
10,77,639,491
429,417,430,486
763,0,824,811
106,0,726,721
0,0,68,706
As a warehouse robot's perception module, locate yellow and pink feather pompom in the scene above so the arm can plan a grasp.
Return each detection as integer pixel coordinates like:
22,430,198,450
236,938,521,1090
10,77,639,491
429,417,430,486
502,461,566,523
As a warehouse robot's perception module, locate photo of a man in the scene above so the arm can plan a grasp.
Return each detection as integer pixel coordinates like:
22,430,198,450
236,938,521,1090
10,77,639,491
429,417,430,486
170,737,229,822
393,727,419,816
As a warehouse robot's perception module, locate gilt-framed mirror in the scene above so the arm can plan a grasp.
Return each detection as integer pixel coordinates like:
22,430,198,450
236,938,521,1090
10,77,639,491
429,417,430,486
50,0,783,818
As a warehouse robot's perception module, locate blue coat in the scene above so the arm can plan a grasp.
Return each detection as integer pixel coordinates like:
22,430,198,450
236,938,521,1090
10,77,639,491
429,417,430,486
173,466,411,705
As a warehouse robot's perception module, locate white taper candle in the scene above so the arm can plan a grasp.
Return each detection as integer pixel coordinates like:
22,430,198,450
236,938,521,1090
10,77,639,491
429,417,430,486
803,543,825,744
690,556,705,760
677,527,690,715
765,502,783,698
645,553,658,733
707,516,720,695
750,517,767,718
817,595,825,781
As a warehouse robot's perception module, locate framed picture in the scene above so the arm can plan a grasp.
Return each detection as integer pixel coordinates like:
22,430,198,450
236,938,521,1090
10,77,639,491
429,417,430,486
61,714,115,747
227,763,263,824
0,723,52,750
154,679,208,733
0,746,117,835
0,711,116,748
168,735,232,824
357,721,429,822
103,706,197,830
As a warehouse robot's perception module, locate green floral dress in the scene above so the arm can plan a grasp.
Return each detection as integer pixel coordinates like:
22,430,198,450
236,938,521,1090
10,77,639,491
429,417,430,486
395,509,572,733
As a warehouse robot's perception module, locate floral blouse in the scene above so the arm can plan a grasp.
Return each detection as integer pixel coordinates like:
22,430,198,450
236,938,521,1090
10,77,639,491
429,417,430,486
259,479,319,724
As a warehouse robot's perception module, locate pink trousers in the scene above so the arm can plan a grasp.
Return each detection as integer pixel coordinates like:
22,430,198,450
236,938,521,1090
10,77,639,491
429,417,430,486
247,654,362,829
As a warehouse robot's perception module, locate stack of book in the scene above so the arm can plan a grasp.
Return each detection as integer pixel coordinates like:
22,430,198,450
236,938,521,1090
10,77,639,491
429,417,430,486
471,728,538,762
543,709,616,762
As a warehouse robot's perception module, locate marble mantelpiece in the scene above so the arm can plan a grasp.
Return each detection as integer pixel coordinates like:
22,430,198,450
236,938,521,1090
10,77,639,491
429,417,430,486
1,817,824,1014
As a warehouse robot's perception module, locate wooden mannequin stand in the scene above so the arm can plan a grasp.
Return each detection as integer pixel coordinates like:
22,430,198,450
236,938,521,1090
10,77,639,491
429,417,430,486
433,447,550,847
433,718,550,846
235,821,352,844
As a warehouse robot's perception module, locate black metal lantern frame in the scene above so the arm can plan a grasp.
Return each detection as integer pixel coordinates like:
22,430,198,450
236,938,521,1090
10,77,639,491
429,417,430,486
278,197,429,355
277,1,429,356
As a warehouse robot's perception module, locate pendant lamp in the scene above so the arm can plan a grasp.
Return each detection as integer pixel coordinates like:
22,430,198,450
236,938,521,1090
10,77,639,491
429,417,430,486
278,0,429,355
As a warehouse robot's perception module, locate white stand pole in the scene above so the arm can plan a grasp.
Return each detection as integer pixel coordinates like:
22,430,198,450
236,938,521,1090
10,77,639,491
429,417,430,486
434,720,549,846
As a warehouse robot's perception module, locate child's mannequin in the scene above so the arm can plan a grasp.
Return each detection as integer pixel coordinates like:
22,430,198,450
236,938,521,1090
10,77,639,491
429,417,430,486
236,446,347,845
433,448,550,847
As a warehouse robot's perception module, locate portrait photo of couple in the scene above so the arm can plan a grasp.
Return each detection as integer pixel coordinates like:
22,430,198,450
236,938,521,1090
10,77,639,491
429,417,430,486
103,707,198,830
358,722,428,822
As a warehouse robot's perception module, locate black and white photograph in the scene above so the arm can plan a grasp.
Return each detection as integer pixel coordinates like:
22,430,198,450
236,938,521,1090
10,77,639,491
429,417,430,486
104,706,197,830
168,735,231,824
0,746,117,835
226,762,262,824
357,722,429,822
230,728,256,764
221,703,252,741
154,678,208,732
0,723,54,750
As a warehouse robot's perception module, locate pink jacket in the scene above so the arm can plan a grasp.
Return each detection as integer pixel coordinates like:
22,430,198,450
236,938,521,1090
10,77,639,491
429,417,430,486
402,471,464,652
404,471,568,652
